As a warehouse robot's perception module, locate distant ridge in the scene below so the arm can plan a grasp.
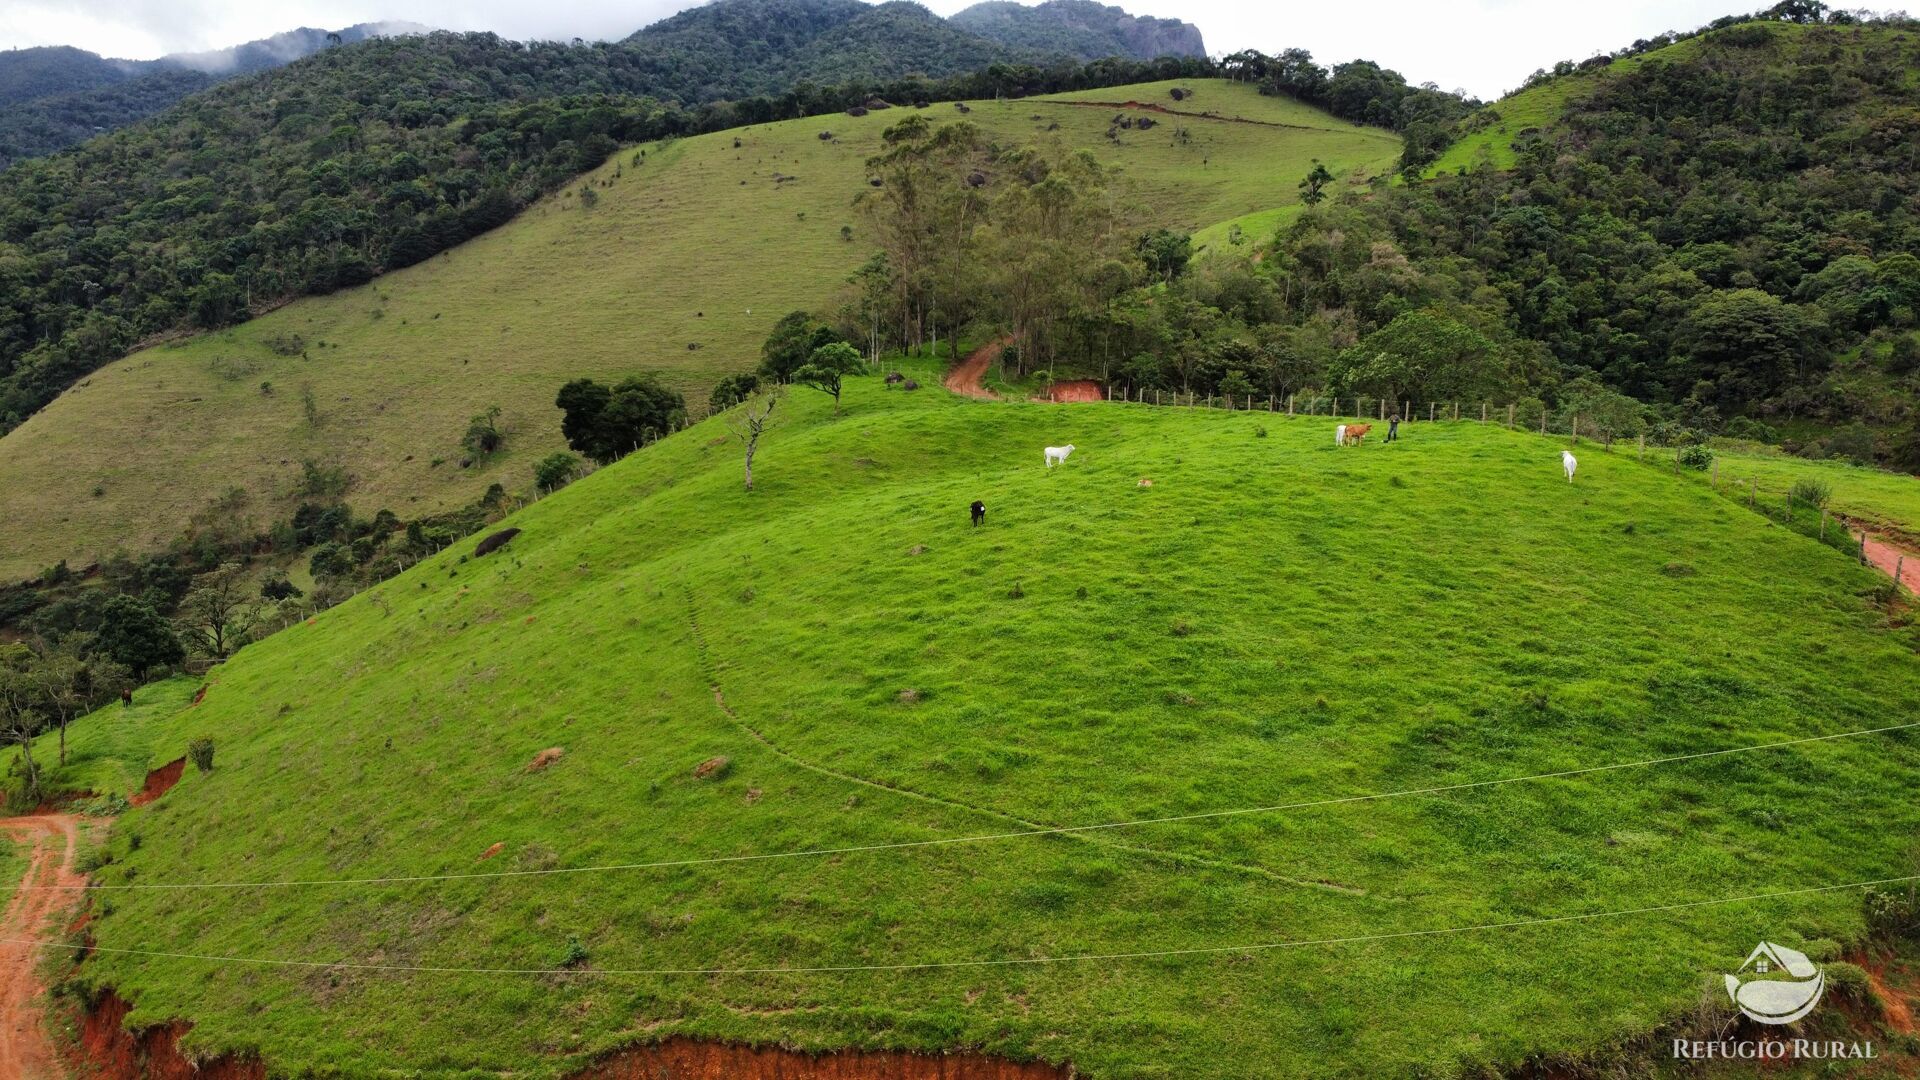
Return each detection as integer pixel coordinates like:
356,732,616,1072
0,22,427,164
951,0,1205,60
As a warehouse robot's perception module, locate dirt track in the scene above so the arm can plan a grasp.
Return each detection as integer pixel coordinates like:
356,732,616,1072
0,814,84,1080
1861,532,1920,594
944,338,1007,400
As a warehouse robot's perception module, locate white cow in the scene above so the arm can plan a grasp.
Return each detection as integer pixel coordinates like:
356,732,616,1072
1044,444,1076,469
1334,424,1346,446
1562,450,1578,483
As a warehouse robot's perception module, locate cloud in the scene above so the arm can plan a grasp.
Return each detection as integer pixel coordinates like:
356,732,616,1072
1,0,1759,97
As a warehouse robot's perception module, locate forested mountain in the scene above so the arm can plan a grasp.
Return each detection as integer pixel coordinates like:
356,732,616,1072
0,2,1220,437
1069,11,1919,467
950,0,1205,60
617,0,1040,100
0,24,420,165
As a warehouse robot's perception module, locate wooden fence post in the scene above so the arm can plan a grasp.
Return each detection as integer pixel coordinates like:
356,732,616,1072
1429,402,1436,422
1860,532,1868,565
1481,402,1488,422
1638,433,1645,459
1452,402,1459,421
1539,410,1547,435
1711,458,1718,487
1750,479,1757,508
1287,394,1294,416
1508,403,1515,429
1897,555,1906,590
1820,508,1828,539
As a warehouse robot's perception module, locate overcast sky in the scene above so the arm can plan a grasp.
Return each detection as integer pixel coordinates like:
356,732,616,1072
1,0,1755,99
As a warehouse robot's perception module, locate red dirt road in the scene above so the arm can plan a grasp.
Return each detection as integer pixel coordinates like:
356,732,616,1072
1861,532,1920,594
0,814,85,1080
944,338,1007,400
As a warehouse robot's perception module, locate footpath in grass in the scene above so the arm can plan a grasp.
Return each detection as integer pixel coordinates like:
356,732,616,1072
34,381,1920,1079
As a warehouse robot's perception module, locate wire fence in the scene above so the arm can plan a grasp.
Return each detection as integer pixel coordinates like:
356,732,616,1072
1089,386,1916,596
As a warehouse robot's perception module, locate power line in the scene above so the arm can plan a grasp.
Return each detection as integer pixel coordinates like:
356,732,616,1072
8,874,1917,976
32,718,1920,893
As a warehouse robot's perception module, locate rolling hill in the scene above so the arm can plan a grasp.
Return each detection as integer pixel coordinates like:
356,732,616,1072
0,78,1402,580
18,370,1920,1077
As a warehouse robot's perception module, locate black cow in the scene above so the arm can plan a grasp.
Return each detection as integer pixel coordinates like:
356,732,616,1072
970,500,986,527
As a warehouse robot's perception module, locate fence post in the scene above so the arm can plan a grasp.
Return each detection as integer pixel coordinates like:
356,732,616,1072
1860,532,1868,565
1287,394,1294,416
1508,403,1515,429
1897,555,1906,590
1711,458,1718,487
1821,508,1828,539
1429,402,1436,422
1539,410,1547,436
1268,394,1274,412
1750,479,1757,508
1452,402,1459,421
1481,402,1488,422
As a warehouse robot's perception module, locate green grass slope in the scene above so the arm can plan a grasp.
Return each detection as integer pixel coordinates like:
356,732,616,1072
32,376,1920,1077
1424,36,1710,175
0,79,1399,582
1710,447,1920,540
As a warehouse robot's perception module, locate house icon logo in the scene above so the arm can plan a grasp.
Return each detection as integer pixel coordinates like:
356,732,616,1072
1725,942,1825,1025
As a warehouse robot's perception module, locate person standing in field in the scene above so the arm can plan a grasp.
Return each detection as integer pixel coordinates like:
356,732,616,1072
1386,411,1400,443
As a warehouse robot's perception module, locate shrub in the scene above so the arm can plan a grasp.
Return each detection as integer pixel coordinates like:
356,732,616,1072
557,936,590,969
1677,444,1714,470
1789,478,1832,508
187,737,215,773
263,331,306,357
708,372,761,412
534,452,580,493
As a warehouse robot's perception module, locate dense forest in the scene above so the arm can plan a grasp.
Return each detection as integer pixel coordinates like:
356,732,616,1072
841,10,1920,467
0,6,1220,435
950,0,1205,60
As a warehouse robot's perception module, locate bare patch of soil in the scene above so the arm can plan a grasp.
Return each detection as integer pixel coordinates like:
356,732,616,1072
0,814,86,1080
944,338,1007,400
1037,381,1102,403
128,757,184,807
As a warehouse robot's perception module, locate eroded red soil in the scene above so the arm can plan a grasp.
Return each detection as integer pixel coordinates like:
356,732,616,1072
127,758,184,808
0,814,86,1080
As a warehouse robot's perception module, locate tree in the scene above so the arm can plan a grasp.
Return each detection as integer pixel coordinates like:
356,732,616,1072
554,375,686,464
1677,289,1827,410
1556,377,1645,447
728,387,783,491
555,378,613,453
463,404,506,459
0,646,46,802
95,595,185,677
708,372,762,412
759,311,843,383
534,451,581,492
1328,309,1507,403
792,342,864,413
1299,160,1334,205
1136,230,1192,283
177,563,259,660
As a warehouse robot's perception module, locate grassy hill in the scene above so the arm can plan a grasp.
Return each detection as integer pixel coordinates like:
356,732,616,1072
0,78,1399,581
23,373,1920,1076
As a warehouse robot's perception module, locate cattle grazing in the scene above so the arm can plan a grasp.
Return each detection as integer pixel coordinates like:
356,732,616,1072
885,371,905,387
1563,450,1578,483
1335,424,1346,446
970,500,986,526
1044,444,1076,468
1343,423,1372,445
120,688,133,708
474,527,522,557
